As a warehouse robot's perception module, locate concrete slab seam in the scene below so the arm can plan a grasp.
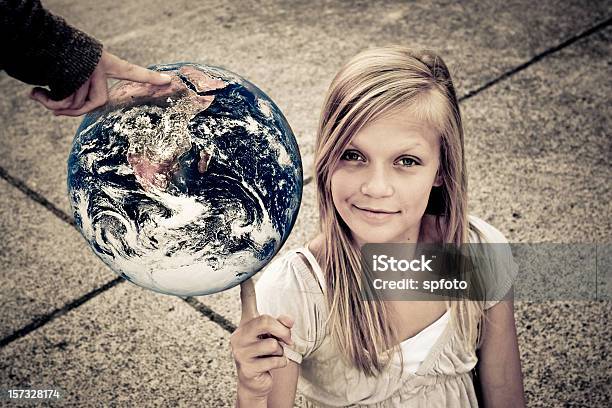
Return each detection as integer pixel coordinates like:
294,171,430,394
182,297,237,333
0,165,75,227
0,277,123,348
459,16,612,102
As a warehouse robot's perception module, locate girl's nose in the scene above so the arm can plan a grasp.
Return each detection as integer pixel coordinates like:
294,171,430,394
360,168,394,197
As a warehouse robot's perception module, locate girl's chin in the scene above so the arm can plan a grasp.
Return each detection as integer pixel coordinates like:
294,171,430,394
350,229,400,245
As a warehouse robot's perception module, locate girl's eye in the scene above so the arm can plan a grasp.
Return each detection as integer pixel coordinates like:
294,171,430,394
397,157,419,167
340,150,420,167
341,150,365,162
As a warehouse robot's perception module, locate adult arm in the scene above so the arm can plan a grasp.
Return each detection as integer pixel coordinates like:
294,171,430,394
0,0,103,100
1,1,171,115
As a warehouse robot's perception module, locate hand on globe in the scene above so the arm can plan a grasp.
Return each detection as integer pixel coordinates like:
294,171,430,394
30,50,172,117
231,279,294,403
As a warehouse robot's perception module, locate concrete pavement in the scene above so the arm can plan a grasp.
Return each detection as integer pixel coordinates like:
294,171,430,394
1,1,610,406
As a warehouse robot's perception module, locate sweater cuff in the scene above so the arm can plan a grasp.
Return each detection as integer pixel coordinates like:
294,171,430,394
46,26,103,100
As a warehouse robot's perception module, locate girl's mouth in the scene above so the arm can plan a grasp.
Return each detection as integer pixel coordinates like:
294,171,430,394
353,205,399,221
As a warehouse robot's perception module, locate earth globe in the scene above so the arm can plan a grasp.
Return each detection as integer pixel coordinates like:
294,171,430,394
67,63,302,296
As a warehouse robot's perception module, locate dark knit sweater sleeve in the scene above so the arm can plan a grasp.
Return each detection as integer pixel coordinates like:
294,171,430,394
0,0,103,100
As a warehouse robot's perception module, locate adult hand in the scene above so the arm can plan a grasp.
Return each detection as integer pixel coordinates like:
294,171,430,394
29,50,172,117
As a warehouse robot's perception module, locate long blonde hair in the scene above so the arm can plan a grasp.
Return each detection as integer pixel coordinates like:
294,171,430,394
313,46,487,376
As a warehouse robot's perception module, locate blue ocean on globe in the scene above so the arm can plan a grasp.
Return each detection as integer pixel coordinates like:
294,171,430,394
67,63,302,296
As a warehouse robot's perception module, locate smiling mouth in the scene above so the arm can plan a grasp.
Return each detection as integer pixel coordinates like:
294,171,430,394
354,205,398,214
353,205,399,220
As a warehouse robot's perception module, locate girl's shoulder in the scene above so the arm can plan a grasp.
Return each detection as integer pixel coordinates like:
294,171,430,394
467,214,512,244
255,246,324,296
254,246,328,363
467,215,518,309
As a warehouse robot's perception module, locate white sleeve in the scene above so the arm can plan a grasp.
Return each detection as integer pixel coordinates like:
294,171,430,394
254,252,326,364
468,216,519,310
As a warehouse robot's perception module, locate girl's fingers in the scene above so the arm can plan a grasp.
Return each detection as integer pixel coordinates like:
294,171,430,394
277,314,295,329
250,355,289,374
234,314,294,350
250,315,293,346
30,87,74,110
247,338,284,359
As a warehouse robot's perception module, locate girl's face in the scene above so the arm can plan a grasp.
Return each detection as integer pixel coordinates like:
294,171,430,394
331,107,442,247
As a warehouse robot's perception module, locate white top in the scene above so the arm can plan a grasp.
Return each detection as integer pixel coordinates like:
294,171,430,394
294,243,451,373
255,215,518,407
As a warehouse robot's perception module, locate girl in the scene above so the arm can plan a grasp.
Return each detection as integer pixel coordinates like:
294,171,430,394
230,46,525,407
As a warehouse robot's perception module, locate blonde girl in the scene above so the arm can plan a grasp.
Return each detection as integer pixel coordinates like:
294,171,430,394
231,46,525,407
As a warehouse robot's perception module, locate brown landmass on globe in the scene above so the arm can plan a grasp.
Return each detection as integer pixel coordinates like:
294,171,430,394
107,67,228,192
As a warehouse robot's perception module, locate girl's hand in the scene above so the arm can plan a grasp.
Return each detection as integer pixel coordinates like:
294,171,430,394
231,279,295,403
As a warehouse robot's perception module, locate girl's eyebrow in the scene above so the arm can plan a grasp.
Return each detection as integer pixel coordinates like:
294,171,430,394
347,141,424,154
